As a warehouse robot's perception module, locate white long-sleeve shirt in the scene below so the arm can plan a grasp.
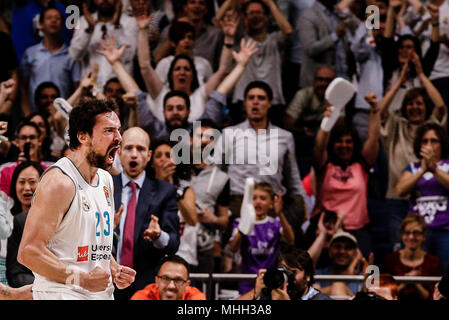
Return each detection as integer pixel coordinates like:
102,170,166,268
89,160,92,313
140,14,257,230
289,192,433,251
69,12,137,91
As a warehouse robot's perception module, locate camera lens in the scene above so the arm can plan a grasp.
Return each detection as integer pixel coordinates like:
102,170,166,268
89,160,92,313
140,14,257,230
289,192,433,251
263,268,288,290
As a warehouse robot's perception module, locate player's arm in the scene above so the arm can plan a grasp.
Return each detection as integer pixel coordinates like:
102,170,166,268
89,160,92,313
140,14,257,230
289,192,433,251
17,169,78,284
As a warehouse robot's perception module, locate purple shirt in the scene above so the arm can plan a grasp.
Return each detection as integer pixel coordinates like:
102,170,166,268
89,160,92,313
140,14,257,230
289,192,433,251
406,159,449,229
232,216,282,294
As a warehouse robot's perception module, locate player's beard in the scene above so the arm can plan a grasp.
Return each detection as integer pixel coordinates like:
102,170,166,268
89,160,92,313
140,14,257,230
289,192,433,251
86,142,118,170
87,148,110,170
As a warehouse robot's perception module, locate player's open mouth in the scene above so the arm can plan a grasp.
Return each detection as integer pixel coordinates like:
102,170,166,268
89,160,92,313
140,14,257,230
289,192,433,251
107,147,119,163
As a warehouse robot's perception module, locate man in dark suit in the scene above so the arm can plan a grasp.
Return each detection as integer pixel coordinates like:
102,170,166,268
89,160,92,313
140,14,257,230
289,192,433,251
113,127,180,300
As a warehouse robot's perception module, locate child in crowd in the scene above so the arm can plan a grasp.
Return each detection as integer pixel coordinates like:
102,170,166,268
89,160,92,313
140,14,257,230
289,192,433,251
228,182,295,294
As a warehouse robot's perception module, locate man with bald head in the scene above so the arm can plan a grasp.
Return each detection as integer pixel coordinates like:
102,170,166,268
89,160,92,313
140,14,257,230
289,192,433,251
284,66,336,177
112,127,180,300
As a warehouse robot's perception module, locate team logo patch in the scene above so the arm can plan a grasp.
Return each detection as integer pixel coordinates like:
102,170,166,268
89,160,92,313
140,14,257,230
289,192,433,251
81,196,90,211
104,186,111,206
77,246,89,262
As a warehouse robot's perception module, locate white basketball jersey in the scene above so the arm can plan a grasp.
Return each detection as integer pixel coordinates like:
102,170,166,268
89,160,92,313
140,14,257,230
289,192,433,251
32,157,116,300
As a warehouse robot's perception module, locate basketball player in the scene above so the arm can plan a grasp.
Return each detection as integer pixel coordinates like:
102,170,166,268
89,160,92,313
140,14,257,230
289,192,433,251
18,99,136,299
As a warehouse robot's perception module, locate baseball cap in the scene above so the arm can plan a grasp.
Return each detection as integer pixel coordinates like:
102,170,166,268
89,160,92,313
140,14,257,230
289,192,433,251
329,231,358,248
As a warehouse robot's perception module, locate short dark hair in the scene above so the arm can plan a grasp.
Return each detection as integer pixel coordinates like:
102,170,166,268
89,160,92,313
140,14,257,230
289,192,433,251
196,118,218,131
156,255,190,278
103,77,122,92
15,121,41,139
167,54,199,93
400,87,433,121
169,20,195,44
244,80,273,101
38,4,62,24
34,81,60,106
9,161,44,215
279,248,315,285
163,90,191,110
68,99,118,150
413,123,449,159
242,0,270,16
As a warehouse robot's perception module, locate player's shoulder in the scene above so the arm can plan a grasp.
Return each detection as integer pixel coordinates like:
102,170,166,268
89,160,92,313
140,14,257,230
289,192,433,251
39,166,76,193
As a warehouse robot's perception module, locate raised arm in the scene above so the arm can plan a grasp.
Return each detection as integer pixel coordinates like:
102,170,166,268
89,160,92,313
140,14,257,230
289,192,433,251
361,93,381,166
204,11,239,97
379,62,409,121
262,0,293,35
412,52,446,122
216,37,258,95
313,106,331,171
136,14,164,99
274,191,294,245
96,36,140,93
384,0,403,38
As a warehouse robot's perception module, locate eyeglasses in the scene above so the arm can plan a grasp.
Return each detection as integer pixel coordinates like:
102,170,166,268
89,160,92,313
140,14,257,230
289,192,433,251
17,135,38,141
402,230,424,237
157,275,187,287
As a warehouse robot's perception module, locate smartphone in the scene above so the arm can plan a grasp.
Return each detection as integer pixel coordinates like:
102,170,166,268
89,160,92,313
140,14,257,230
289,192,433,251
24,142,31,161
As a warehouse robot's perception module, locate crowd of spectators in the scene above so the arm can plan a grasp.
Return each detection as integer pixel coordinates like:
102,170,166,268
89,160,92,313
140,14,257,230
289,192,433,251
1,0,449,301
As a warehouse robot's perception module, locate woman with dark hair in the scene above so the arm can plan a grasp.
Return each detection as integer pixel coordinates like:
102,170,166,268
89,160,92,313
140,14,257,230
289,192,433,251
312,93,381,257
396,123,449,270
6,161,43,288
24,112,59,162
379,52,447,252
9,160,43,216
147,139,199,268
133,12,239,122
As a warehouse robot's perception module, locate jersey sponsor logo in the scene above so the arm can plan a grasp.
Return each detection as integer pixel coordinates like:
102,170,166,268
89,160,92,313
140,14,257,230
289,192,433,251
77,246,89,262
104,186,111,206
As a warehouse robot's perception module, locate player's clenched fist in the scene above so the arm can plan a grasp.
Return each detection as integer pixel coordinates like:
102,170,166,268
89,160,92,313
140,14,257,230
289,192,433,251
81,266,110,292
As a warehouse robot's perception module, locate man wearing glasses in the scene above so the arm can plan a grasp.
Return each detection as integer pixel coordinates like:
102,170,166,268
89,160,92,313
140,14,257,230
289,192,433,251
0,121,53,196
131,255,206,300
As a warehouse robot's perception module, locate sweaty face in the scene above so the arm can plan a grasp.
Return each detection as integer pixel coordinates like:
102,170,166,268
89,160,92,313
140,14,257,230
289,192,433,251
156,262,190,300
16,166,40,211
164,96,190,130
119,129,152,179
86,112,122,170
244,88,271,123
252,189,273,220
329,239,357,269
406,95,426,124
